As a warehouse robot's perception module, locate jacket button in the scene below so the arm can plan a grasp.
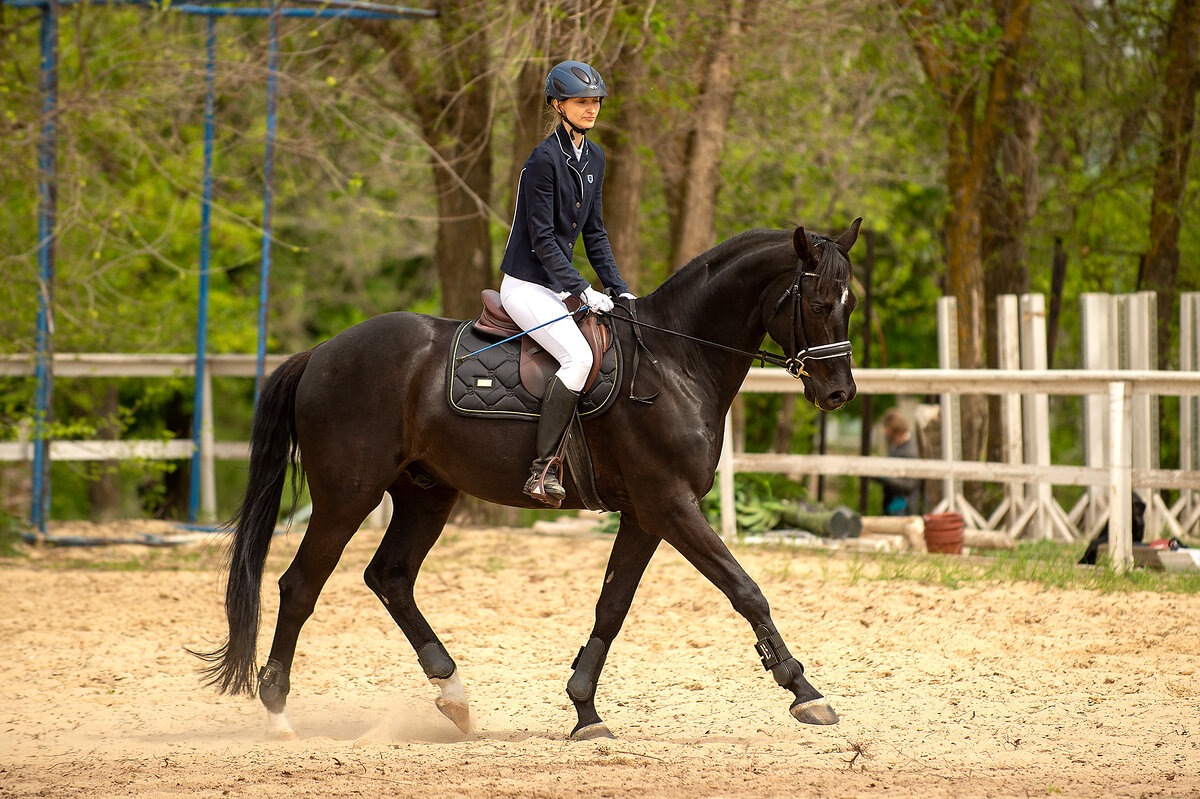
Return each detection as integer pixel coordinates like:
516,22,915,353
571,222,577,229
568,242,574,248
575,202,581,208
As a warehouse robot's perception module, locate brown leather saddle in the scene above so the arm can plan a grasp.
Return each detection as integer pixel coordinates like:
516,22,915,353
473,289,612,398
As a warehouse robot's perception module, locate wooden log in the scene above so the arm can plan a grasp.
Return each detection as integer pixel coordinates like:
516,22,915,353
843,533,909,553
861,515,925,553
962,528,1015,550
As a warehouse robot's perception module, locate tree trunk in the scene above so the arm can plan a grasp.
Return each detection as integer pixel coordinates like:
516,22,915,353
983,63,1039,462
772,393,797,454
87,383,121,522
357,3,494,320
508,58,549,223
159,391,191,520
945,99,989,463
671,0,759,267
900,0,1031,464
601,20,652,292
1143,0,1200,370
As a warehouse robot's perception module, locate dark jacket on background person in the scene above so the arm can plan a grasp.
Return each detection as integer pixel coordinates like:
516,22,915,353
500,125,630,298
880,436,920,515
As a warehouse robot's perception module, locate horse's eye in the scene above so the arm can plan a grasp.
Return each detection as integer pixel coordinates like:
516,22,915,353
810,303,830,317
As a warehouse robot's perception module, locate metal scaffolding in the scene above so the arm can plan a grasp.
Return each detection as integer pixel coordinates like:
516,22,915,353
3,0,435,535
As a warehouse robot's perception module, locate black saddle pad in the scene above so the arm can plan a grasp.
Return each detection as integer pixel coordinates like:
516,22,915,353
447,320,621,421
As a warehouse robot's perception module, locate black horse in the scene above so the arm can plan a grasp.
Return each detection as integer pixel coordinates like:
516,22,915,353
195,220,861,740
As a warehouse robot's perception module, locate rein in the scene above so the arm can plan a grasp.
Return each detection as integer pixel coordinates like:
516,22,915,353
607,260,853,384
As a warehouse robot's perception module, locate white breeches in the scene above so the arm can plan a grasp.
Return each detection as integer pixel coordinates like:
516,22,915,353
500,274,593,392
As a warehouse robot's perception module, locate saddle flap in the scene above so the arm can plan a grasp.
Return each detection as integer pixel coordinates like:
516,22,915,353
519,313,610,397
448,319,621,422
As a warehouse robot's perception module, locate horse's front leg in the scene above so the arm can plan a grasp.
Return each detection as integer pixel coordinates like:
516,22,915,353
567,512,660,740
640,498,838,726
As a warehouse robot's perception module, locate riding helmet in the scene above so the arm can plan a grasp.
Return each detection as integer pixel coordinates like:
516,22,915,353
545,60,608,105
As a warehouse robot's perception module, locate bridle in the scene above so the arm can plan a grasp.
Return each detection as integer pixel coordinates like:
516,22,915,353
767,246,854,377
606,244,853,387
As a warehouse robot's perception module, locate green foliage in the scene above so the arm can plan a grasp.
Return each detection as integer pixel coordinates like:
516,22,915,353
700,473,812,534
1,0,1197,524
0,505,27,557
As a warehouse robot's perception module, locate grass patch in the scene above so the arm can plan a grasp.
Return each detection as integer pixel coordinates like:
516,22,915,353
52,548,220,571
844,540,1200,594
9,541,227,572
0,508,26,558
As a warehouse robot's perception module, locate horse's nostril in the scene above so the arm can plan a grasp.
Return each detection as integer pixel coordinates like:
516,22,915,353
827,391,846,407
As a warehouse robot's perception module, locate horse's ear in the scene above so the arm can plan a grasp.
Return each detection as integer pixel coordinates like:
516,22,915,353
793,226,820,268
836,217,863,253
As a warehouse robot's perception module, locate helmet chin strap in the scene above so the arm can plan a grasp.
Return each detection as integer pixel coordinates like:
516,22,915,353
554,102,592,139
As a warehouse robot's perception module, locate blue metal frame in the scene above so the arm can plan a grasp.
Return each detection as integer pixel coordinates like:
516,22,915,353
31,0,59,534
7,0,436,531
255,0,279,403
188,14,217,522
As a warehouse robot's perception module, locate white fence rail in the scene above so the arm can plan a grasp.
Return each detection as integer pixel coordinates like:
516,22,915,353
718,367,1200,570
5,352,1200,569
0,353,290,521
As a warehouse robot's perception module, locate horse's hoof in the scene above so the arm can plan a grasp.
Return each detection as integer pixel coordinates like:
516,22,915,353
571,722,615,741
435,696,471,733
269,728,300,741
790,697,839,726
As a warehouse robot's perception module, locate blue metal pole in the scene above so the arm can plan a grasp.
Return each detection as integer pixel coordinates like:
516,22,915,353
254,0,278,401
189,14,216,523
32,0,58,536
172,5,430,18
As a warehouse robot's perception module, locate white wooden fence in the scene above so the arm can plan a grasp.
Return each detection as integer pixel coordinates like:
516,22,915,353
0,353,290,521
4,292,1200,571
718,366,1200,569
718,291,1200,572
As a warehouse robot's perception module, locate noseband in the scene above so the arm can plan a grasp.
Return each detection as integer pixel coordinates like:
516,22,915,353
767,246,853,378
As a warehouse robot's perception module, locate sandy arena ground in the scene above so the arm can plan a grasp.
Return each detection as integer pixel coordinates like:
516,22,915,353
1,520,1198,798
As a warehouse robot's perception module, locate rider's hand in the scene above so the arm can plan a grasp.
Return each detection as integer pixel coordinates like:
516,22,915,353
581,286,614,313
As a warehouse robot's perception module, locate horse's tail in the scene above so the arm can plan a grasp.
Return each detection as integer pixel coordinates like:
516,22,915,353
191,349,313,696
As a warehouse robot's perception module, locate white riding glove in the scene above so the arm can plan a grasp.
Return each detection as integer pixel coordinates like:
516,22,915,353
581,286,614,313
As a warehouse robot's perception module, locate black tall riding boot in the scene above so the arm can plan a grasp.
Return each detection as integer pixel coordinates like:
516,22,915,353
523,376,580,507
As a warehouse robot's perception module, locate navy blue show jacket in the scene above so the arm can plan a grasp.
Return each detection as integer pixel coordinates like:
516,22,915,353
500,125,630,297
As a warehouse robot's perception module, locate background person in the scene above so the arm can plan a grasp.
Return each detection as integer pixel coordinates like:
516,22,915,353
875,408,921,516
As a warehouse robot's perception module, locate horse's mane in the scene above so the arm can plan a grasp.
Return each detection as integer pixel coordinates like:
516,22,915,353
808,229,852,294
652,227,850,301
653,228,787,299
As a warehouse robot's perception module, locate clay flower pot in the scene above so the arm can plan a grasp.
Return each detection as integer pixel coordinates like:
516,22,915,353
922,512,964,555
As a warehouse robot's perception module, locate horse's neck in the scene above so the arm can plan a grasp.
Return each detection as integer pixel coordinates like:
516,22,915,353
638,243,783,404
654,245,780,349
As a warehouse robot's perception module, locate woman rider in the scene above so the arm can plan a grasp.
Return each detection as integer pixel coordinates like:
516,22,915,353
499,60,634,507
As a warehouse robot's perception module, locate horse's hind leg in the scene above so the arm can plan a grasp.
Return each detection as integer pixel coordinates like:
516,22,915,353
258,497,378,739
362,478,469,732
568,513,660,740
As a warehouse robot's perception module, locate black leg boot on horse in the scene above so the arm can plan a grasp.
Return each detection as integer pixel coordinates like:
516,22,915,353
524,375,580,507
